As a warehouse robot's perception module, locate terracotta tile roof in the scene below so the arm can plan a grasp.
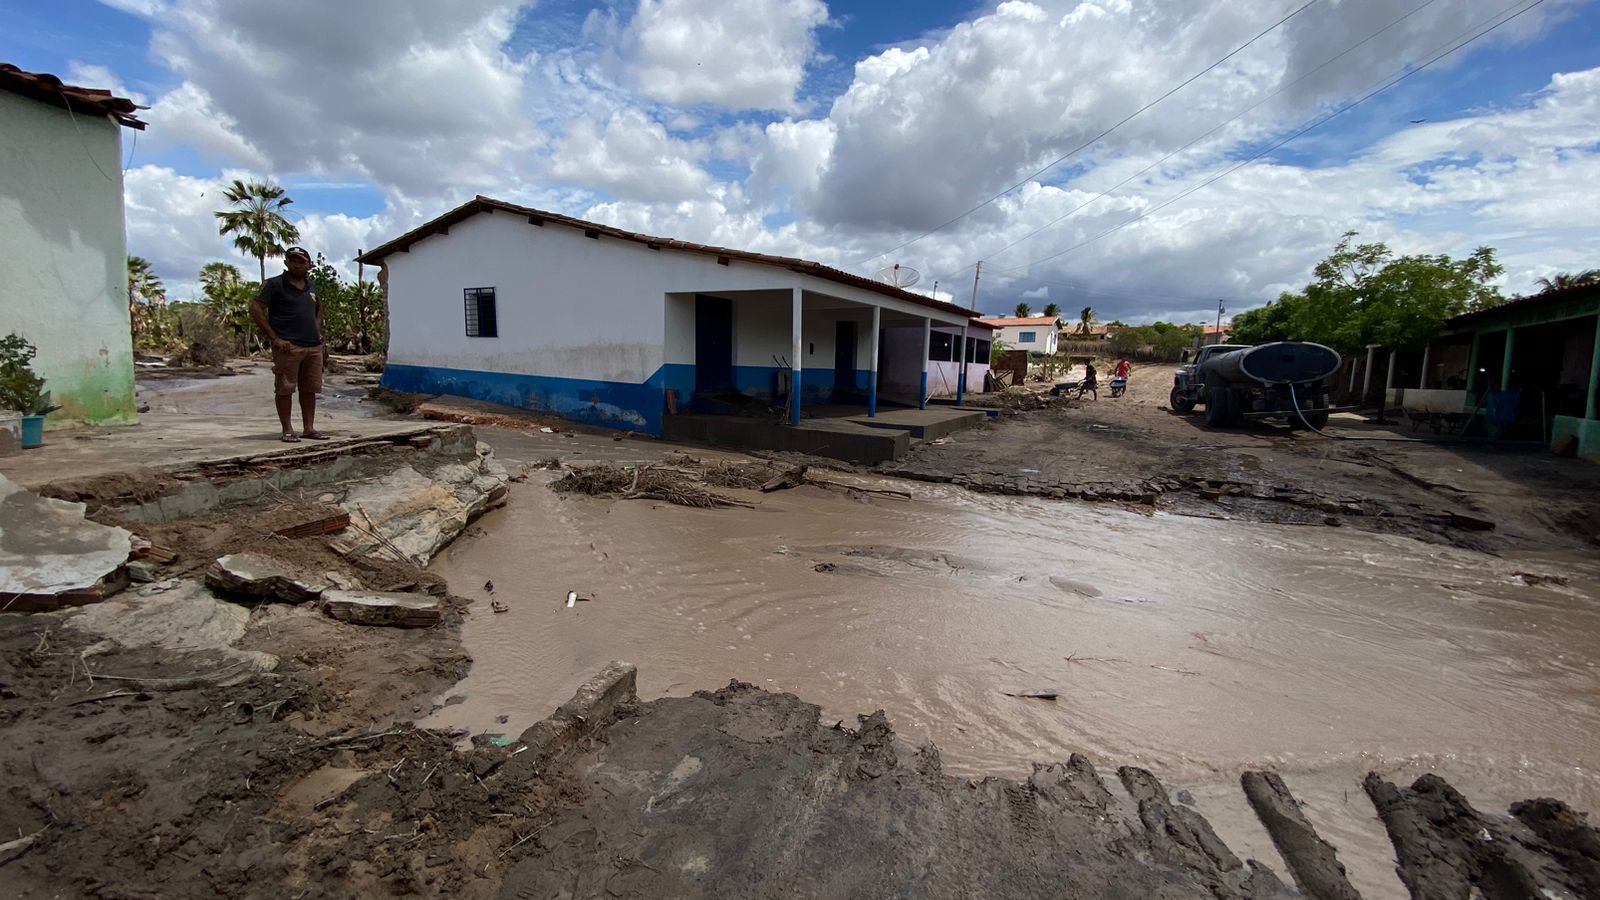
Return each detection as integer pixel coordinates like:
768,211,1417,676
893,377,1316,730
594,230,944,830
981,316,1061,327
0,63,147,129
356,196,982,321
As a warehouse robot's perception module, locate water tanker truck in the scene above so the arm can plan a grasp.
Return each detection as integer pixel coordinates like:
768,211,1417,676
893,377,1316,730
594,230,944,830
1169,341,1342,429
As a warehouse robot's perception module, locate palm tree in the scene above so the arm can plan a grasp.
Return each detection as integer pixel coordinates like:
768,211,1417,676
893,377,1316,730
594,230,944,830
199,261,256,348
1042,302,1061,319
1077,306,1097,335
1534,269,1600,293
1013,302,1033,318
213,179,300,284
127,256,165,339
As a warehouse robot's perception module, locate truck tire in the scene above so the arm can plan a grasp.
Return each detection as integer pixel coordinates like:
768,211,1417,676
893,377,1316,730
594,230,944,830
1204,385,1231,427
1170,385,1195,413
1226,388,1247,426
1303,389,1329,429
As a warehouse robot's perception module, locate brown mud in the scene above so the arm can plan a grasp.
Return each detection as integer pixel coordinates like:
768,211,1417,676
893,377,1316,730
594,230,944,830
890,370,1600,553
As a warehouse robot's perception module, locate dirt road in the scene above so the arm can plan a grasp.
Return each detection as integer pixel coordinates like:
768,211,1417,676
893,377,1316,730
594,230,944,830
891,362,1600,553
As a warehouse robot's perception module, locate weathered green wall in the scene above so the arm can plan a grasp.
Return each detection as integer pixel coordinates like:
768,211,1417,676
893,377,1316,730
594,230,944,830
0,90,137,426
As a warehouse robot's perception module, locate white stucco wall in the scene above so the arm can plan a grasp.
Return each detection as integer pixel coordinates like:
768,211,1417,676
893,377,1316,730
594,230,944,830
385,212,969,383
995,323,1058,354
0,91,135,425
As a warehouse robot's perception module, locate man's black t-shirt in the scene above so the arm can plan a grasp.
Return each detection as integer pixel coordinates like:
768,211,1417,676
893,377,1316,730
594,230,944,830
256,274,322,347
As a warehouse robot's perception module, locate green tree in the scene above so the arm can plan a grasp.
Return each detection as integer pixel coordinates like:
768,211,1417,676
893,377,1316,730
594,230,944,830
1229,296,1298,345
1013,301,1033,318
1076,306,1097,335
989,337,1009,367
214,179,300,284
127,256,169,346
1238,233,1504,354
1042,302,1061,319
1535,269,1600,292
308,254,388,354
199,261,258,349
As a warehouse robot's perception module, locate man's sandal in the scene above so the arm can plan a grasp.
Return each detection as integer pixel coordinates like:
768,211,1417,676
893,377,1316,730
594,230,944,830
302,431,331,441
281,432,301,443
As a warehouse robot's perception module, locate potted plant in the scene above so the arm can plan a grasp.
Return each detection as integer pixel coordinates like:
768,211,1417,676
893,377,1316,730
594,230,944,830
0,333,61,449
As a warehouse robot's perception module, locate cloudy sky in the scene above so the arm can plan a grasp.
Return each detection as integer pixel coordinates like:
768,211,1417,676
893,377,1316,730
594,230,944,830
5,0,1598,323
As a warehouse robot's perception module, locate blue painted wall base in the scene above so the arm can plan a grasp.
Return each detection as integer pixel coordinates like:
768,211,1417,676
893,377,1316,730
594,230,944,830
381,362,876,436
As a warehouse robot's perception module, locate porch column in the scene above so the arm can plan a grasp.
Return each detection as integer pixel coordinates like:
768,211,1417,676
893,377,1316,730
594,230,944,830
1361,345,1377,401
1587,314,1600,419
956,322,969,405
791,287,803,427
1499,327,1515,390
1385,349,1397,391
919,318,930,410
868,306,881,417
1418,344,1430,389
1466,332,1481,393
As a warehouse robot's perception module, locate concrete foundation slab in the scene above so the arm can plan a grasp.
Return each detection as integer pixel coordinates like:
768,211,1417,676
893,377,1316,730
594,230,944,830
843,407,986,440
663,414,910,464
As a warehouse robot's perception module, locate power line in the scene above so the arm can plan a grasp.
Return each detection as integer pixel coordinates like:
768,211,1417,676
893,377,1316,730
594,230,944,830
945,0,1444,280
855,0,1321,267
995,0,1551,278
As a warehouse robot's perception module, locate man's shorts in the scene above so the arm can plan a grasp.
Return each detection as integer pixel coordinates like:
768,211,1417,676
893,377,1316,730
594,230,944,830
272,343,324,396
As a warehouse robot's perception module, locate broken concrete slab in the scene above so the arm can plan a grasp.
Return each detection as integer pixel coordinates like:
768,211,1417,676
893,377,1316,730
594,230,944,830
335,443,509,565
205,552,325,603
66,578,278,674
492,661,637,783
0,471,132,612
321,590,443,628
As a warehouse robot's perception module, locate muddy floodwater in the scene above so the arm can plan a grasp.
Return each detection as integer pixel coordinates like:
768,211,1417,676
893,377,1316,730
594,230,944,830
430,472,1600,897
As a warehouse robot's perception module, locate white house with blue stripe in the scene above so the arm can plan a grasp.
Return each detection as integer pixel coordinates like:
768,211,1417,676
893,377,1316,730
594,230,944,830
359,197,988,436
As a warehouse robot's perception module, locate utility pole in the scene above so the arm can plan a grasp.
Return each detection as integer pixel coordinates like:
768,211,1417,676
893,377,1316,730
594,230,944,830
969,261,982,311
1215,298,1224,335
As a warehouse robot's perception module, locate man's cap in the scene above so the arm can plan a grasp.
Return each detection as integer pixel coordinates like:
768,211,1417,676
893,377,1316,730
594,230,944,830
285,246,311,260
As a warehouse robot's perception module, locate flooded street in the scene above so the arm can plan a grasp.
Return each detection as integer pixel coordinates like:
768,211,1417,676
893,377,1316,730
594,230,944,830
430,469,1600,897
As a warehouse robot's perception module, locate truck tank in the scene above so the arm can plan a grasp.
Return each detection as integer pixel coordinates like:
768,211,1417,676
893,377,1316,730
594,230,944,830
1202,342,1340,386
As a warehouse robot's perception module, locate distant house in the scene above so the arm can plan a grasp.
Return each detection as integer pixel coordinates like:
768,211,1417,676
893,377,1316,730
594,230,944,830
0,64,145,425
1197,324,1234,347
981,316,1060,354
357,197,988,434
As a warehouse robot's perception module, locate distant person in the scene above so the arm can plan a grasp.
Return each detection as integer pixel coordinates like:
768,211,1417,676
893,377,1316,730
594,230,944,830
1076,362,1098,400
250,246,328,442
1114,359,1131,379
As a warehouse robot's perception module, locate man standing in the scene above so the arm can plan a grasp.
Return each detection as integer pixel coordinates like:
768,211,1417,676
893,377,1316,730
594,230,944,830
250,246,329,442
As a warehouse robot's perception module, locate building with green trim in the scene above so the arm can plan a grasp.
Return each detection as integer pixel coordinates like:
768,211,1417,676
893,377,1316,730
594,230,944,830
1414,282,1600,457
0,64,145,427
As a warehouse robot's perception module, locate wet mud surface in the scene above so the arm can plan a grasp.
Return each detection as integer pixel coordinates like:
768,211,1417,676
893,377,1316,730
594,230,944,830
432,451,1600,897
5,372,1600,898
890,373,1600,553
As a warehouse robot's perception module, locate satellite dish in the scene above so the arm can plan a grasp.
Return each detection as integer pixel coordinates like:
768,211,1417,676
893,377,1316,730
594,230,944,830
876,263,921,288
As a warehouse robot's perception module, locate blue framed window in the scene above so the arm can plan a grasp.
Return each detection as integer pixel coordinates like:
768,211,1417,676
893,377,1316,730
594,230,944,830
1018,331,1037,343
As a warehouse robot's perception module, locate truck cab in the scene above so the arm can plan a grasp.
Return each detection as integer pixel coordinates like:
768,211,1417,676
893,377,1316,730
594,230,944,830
1171,344,1247,413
